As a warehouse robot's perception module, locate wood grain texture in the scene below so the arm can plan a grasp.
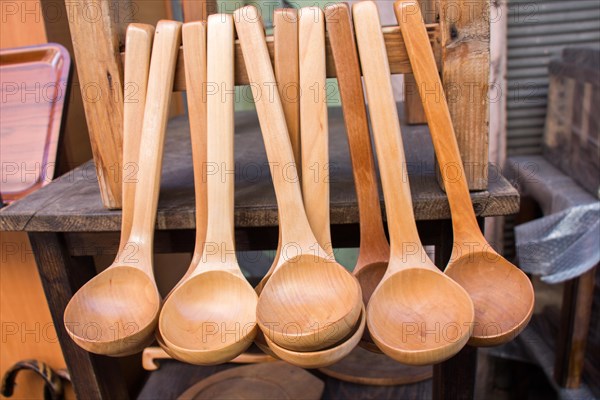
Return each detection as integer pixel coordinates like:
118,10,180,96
182,21,208,266
137,24,440,90
299,7,332,256
438,0,490,190
0,107,520,234
66,0,127,208
273,9,301,168
325,3,389,273
403,0,435,124
121,24,153,251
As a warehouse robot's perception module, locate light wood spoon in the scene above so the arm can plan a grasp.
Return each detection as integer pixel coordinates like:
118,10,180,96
155,21,208,358
395,0,534,347
235,5,362,352
324,2,390,310
353,1,474,366
158,14,258,365
63,20,182,356
254,8,300,296
110,23,155,357
299,6,333,257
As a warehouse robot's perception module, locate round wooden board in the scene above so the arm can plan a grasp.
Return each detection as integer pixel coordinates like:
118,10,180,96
318,346,433,386
178,362,324,400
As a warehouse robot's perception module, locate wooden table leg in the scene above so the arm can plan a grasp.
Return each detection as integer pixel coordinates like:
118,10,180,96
554,265,597,388
431,219,478,400
28,232,129,399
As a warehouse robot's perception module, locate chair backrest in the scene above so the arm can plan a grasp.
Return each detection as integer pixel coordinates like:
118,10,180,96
66,0,490,209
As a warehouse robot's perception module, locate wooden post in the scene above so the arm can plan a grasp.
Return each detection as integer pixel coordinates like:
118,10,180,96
438,0,490,190
554,266,597,388
66,0,130,208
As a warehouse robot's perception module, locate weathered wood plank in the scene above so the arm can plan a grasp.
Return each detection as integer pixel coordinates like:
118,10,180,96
66,0,128,209
0,107,518,233
438,0,490,190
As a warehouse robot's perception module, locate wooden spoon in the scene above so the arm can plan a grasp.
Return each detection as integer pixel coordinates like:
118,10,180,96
63,20,182,356
394,0,535,347
158,14,258,365
299,7,333,257
155,21,208,358
234,5,362,352
254,8,300,296
110,23,155,357
324,2,390,310
353,1,474,366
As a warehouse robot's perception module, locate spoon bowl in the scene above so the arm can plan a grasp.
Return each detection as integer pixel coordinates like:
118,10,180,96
354,262,388,307
257,255,362,351
368,269,473,365
64,267,160,356
160,271,258,364
445,252,534,346
262,305,366,369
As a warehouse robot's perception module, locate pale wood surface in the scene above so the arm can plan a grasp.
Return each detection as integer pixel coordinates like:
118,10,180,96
62,21,182,356
396,0,534,347
273,9,301,168
120,24,153,252
403,0,433,124
182,21,208,267
299,7,332,256
354,0,473,366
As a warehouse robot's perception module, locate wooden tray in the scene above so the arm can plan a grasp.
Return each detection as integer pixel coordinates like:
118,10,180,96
319,346,432,386
178,362,324,400
0,44,71,203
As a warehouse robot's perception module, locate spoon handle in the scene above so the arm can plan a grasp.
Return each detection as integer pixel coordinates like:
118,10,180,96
234,6,315,248
182,21,208,267
127,20,182,265
274,8,301,169
299,7,333,256
202,14,237,266
120,24,154,253
353,1,426,268
325,3,390,269
394,1,482,242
